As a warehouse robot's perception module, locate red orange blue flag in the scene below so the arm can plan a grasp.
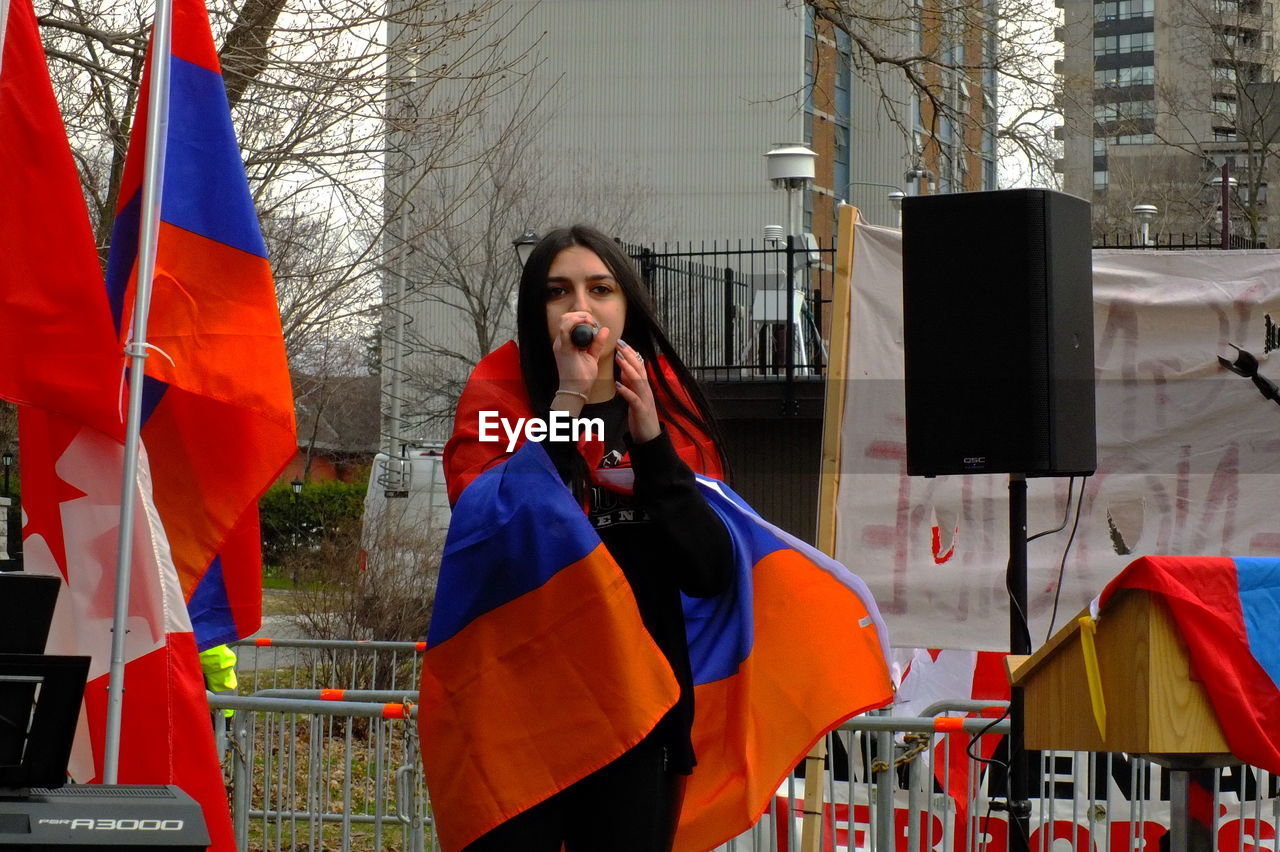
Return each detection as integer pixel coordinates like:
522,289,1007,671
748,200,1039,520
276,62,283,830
420,439,893,851
104,0,295,649
1098,555,1280,774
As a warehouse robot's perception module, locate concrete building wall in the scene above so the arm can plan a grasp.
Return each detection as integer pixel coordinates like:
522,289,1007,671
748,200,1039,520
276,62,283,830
463,0,808,245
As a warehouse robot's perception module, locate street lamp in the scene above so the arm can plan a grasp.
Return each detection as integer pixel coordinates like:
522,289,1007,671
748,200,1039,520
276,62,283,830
1132,203,1158,247
1207,169,1238,248
844,181,908,227
765,143,818,241
512,230,540,269
1,451,11,497
290,477,303,550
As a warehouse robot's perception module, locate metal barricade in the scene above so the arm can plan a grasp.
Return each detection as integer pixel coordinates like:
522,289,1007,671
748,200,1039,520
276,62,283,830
230,638,425,694
217,646,1280,852
716,704,1280,852
217,638,434,852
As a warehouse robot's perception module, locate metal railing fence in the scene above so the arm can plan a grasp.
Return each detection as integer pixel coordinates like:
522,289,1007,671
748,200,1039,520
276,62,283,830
1095,232,1267,249
623,239,835,382
218,640,1280,852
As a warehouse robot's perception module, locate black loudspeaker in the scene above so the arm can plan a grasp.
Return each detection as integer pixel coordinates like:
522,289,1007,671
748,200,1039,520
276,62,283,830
901,188,1096,477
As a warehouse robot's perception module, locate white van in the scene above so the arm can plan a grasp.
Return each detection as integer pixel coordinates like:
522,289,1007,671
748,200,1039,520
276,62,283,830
360,446,452,572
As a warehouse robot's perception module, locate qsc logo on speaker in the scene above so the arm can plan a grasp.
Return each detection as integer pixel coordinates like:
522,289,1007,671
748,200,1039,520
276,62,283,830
962,456,987,468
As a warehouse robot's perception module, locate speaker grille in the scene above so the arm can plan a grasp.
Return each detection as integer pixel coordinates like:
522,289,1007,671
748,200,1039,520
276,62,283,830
31,785,177,798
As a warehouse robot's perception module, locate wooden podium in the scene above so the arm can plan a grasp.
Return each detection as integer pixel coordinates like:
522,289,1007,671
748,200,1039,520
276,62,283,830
1008,588,1236,852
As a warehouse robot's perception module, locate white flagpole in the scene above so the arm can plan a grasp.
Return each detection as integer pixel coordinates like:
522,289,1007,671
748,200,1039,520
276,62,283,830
103,0,174,783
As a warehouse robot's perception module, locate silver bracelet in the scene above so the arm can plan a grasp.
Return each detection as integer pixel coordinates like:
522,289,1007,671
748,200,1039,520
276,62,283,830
554,388,589,402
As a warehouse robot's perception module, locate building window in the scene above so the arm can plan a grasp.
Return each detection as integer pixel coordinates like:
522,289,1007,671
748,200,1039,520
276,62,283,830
1114,132,1157,143
1213,96,1238,122
1095,65,1155,86
1093,32,1155,53
1094,0,1154,19
1094,137,1107,155
1094,100,1157,122
1094,169,1110,188
834,125,850,203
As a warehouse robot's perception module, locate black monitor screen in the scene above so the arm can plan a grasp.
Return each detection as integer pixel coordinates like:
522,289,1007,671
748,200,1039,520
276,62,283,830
0,574,60,655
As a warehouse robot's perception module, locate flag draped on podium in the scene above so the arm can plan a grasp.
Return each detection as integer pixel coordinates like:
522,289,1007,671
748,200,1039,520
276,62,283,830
1099,555,1280,774
0,0,294,847
421,438,893,851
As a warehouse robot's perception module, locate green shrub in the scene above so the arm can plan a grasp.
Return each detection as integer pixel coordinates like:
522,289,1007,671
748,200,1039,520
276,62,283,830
260,478,366,569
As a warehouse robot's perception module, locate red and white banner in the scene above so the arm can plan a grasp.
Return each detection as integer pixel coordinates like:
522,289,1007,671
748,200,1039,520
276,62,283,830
769,761,1272,852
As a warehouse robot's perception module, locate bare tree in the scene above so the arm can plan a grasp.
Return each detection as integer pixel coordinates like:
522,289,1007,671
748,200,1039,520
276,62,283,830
36,0,536,362
1090,153,1219,238
798,0,1063,185
1143,0,1280,241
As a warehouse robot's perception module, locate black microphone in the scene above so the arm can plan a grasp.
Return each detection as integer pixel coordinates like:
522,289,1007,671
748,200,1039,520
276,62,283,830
570,323,597,348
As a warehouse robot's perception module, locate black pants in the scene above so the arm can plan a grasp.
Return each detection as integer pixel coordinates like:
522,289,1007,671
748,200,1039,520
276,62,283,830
464,734,684,852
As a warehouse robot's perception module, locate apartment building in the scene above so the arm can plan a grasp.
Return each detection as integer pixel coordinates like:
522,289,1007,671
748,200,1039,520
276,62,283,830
1058,0,1279,242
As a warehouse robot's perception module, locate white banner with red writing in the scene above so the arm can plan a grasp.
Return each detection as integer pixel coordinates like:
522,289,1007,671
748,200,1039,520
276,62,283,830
835,224,1280,650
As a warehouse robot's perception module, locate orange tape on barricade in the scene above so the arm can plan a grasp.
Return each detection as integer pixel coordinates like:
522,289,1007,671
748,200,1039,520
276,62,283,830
934,716,966,734
382,703,410,720
320,689,345,701
254,638,273,646
415,642,426,652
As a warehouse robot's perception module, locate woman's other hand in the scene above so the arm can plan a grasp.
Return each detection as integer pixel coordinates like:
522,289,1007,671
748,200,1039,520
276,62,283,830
614,340,660,443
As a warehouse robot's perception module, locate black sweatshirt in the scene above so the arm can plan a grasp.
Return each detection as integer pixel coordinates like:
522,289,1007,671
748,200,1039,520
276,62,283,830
543,394,734,773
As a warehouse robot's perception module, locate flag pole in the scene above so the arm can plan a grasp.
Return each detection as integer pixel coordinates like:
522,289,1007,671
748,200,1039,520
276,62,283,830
103,0,174,783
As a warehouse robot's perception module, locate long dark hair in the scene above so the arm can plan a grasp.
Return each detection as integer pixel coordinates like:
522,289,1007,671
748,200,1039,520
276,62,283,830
515,224,730,479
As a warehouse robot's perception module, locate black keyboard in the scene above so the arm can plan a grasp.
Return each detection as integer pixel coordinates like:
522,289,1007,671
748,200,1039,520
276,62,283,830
0,784,209,849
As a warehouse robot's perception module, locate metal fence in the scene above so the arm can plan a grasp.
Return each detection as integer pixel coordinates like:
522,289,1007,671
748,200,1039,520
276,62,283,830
220,640,1280,852
623,239,835,382
221,639,430,852
1095,232,1267,249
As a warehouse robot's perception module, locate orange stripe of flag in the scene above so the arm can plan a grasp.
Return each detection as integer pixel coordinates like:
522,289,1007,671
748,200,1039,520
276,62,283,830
676,548,894,852
419,543,679,851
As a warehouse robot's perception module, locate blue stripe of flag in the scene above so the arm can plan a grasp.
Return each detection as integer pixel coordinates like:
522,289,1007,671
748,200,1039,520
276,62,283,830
105,193,141,333
187,555,237,650
163,55,266,258
1237,556,1280,690
682,481,775,685
426,442,601,648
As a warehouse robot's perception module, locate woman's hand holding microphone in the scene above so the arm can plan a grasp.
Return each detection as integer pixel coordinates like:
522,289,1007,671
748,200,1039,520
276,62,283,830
550,312,658,443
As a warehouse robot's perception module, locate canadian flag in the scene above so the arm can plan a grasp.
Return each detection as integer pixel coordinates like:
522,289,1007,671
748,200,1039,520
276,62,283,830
20,409,236,849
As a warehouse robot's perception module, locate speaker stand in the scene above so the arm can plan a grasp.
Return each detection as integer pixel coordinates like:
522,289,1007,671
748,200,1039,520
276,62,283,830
1008,473,1032,852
